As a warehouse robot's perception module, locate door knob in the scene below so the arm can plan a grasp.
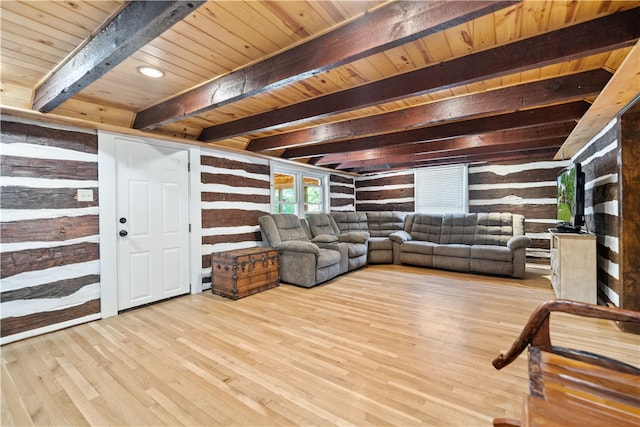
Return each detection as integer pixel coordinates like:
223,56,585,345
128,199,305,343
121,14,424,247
119,230,128,237
119,217,127,224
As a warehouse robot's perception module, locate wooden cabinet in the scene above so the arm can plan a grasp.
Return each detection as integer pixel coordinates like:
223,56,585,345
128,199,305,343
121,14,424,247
549,231,597,304
211,247,279,300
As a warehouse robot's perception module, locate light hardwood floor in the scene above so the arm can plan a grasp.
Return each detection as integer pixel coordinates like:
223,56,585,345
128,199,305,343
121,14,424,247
2,265,639,426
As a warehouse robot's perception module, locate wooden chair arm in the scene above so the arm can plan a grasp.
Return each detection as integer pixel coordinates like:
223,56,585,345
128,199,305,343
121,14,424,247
492,299,640,370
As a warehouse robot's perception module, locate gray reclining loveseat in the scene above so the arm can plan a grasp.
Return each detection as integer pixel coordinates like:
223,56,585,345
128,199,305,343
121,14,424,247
258,214,342,287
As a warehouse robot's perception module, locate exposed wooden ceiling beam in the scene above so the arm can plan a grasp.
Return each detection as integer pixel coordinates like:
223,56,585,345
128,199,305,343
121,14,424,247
316,122,576,166
346,143,562,173
203,8,640,144
286,102,589,160
555,40,640,160
247,70,611,151
251,69,608,153
356,151,559,173
337,137,565,170
132,1,512,130
33,1,204,113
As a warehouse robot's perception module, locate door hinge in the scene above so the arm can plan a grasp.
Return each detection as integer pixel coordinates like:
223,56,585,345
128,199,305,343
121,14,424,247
189,223,192,232
188,162,191,172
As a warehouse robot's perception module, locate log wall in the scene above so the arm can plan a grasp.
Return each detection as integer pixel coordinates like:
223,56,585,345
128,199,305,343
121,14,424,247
619,108,640,331
355,171,415,212
329,174,356,212
200,149,271,288
1,120,101,341
571,120,621,306
2,116,628,341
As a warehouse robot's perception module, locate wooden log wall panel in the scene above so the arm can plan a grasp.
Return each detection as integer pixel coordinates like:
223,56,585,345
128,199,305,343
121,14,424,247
619,108,640,332
201,209,267,228
468,161,568,264
0,215,99,243
355,171,415,212
0,120,100,342
201,172,270,189
200,155,270,175
1,242,99,279
1,274,100,302
572,120,621,306
1,121,98,153
200,150,271,288
201,192,270,204
1,156,98,180
356,187,414,201
329,174,355,212
1,300,100,338
1,186,99,209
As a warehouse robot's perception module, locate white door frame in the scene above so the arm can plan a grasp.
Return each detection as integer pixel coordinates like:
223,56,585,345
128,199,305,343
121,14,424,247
98,131,202,318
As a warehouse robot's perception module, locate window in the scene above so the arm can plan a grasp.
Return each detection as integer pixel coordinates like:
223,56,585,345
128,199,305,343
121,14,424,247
303,176,323,213
414,165,468,213
272,167,326,215
274,172,297,213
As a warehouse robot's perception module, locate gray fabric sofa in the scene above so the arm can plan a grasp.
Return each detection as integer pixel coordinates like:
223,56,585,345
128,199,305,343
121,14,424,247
390,212,531,278
330,211,408,264
258,214,342,287
305,213,369,273
260,211,532,287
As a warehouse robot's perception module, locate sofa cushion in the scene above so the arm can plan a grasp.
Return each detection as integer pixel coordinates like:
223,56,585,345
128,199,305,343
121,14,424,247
400,241,436,255
433,244,471,258
317,248,342,268
474,212,516,246
368,236,393,251
330,212,369,232
347,243,368,257
470,259,513,276
471,244,512,262
306,213,340,236
410,213,443,243
434,255,470,272
440,213,477,245
272,214,309,241
366,211,407,237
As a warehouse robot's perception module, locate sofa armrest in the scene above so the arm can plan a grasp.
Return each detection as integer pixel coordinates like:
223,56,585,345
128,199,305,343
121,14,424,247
507,235,532,250
339,231,370,244
277,240,320,255
389,230,411,244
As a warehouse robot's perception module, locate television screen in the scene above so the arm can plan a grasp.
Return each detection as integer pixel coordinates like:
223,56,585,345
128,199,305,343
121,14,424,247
556,167,577,224
556,163,584,232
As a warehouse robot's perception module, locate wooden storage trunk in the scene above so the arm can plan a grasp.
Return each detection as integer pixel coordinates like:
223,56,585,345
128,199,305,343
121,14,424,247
211,247,279,300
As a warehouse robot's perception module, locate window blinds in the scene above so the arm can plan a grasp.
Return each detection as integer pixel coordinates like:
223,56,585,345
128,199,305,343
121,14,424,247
414,165,468,213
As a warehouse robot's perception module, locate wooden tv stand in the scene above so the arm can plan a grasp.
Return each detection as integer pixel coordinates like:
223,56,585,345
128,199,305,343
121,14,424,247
549,230,596,304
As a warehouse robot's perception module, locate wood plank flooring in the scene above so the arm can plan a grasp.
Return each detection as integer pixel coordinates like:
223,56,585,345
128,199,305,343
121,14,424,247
2,265,639,426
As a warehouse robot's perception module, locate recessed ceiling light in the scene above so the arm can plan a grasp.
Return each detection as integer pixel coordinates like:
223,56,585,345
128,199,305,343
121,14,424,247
137,66,164,78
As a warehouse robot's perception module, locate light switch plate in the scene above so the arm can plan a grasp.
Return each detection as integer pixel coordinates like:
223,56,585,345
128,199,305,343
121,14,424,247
77,189,93,202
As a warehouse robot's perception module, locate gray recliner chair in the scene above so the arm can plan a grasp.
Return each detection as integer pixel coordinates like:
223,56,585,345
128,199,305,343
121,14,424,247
258,214,342,288
305,213,369,273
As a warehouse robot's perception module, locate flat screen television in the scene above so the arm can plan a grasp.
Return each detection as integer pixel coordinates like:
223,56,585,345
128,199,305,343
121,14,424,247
556,162,585,233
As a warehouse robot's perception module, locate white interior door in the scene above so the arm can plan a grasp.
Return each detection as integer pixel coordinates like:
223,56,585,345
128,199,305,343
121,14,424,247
116,141,190,310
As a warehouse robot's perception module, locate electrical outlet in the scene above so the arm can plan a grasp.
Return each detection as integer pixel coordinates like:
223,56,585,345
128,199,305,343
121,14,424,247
77,189,93,202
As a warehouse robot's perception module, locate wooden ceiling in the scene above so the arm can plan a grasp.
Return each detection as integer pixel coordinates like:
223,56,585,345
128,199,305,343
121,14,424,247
2,0,640,174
